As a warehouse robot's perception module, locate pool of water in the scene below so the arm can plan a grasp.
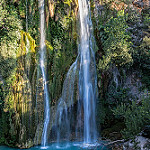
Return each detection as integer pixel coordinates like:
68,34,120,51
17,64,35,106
0,142,111,150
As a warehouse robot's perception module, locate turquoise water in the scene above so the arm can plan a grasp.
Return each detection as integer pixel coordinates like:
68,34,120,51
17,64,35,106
0,142,111,150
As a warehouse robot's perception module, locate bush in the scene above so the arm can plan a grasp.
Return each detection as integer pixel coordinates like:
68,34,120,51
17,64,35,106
113,96,150,139
98,10,133,71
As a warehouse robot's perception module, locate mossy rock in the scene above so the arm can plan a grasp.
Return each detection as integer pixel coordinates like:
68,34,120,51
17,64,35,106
102,122,125,140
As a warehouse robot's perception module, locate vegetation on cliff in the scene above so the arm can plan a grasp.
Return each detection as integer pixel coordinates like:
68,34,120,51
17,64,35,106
0,0,149,148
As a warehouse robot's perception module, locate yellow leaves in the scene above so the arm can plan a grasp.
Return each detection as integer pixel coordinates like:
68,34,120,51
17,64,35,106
55,50,62,59
26,32,36,53
98,55,112,71
60,14,72,29
19,31,36,57
64,0,72,6
73,32,78,40
45,40,53,55
45,40,53,51
117,10,124,17
142,36,150,48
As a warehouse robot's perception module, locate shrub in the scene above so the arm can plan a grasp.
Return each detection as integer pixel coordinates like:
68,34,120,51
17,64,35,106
98,10,133,71
113,96,150,139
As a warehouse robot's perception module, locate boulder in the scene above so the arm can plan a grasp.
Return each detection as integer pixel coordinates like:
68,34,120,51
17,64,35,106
123,136,150,150
142,125,150,139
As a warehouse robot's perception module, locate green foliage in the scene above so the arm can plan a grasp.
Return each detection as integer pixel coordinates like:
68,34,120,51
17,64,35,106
46,2,78,104
0,113,9,144
140,38,150,90
133,36,150,90
0,0,22,81
98,10,133,70
113,97,150,139
46,40,53,54
94,3,150,140
142,8,150,28
0,3,22,142
20,31,36,54
107,87,130,106
64,0,72,6
0,0,36,146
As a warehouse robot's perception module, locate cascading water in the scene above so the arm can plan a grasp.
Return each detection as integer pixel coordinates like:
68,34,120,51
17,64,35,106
113,67,120,89
37,0,97,146
38,0,50,147
78,0,97,144
55,0,98,145
55,59,78,144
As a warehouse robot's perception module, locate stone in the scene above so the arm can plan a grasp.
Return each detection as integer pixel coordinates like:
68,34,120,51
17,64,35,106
133,1,144,8
123,136,150,150
142,125,150,139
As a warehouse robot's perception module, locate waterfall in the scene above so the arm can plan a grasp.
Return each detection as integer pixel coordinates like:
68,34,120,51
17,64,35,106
26,0,28,32
39,0,50,147
54,0,98,145
113,67,120,89
37,0,97,145
78,0,97,144
55,59,78,144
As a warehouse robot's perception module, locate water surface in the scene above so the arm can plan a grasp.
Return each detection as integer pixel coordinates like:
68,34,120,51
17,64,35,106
0,142,110,150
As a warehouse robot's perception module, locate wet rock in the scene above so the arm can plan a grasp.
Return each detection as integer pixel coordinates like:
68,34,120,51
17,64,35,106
25,139,34,148
34,122,43,145
17,139,34,149
101,122,125,141
123,136,150,150
133,0,144,8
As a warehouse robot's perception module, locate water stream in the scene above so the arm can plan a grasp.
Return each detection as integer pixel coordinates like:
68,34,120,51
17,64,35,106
38,0,97,147
78,0,97,144
55,0,98,145
39,0,50,147
55,59,78,144
0,142,110,150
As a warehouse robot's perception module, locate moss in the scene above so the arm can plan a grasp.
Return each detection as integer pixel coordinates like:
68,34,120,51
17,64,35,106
19,31,36,56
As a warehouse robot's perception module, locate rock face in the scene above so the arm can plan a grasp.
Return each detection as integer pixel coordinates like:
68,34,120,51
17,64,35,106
34,122,44,145
123,70,147,101
0,31,45,148
142,125,150,139
9,33,41,148
106,66,148,104
133,0,149,11
123,136,150,150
